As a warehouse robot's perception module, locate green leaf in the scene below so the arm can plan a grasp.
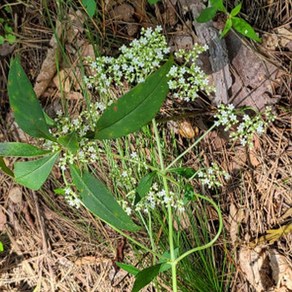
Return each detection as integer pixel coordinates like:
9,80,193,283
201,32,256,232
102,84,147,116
196,7,218,23
6,34,16,44
54,188,65,195
210,0,226,12
82,0,97,18
169,167,196,179
221,18,232,38
57,132,79,154
4,24,13,33
0,157,14,177
116,262,140,276
134,172,156,205
14,152,59,190
232,17,261,42
0,35,4,45
70,165,140,232
184,183,195,202
0,241,4,252
44,112,56,127
95,58,173,140
230,3,242,17
0,142,50,157
8,58,54,140
158,248,179,273
148,0,160,4
132,264,162,292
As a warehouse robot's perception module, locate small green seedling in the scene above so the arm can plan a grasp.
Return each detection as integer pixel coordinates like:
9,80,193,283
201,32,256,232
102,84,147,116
197,0,261,42
0,18,16,45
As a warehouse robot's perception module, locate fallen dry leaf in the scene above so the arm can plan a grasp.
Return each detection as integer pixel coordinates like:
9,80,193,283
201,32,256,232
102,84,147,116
276,27,292,48
269,249,292,290
229,203,245,245
34,21,63,97
111,3,135,22
53,68,82,93
239,246,274,291
178,120,198,139
81,42,95,59
8,187,23,204
249,223,292,247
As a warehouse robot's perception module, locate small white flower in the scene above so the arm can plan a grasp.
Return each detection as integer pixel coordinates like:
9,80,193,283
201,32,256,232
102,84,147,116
240,138,247,146
125,207,132,216
62,125,69,134
243,114,250,121
256,124,264,135
88,146,95,152
203,44,209,51
155,25,162,32
60,165,66,171
152,183,158,191
90,153,97,160
72,119,79,126
122,171,128,177
227,104,235,110
56,110,63,117
163,196,171,204
130,152,138,159
169,65,178,76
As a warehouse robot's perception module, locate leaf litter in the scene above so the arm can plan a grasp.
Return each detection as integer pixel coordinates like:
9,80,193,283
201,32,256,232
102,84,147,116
0,0,291,291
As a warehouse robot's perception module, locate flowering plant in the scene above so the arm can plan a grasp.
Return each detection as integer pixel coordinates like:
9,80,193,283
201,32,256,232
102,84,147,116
0,27,274,291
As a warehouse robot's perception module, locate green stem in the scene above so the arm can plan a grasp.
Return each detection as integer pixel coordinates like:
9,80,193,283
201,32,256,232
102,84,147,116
173,193,223,265
152,119,178,292
165,124,216,171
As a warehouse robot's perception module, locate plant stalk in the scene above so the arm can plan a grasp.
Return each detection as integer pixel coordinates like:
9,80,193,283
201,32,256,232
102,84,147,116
152,119,178,292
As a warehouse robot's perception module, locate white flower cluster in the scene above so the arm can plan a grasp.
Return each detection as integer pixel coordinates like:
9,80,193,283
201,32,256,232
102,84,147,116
84,26,170,96
167,45,214,102
215,104,276,147
84,26,213,102
122,183,185,215
197,163,230,189
44,103,107,171
64,186,82,208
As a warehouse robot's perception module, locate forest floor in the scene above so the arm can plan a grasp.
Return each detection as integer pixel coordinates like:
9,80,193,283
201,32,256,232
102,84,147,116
0,0,291,291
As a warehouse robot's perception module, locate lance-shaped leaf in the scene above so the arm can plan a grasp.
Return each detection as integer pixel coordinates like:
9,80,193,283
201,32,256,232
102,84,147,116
196,6,217,23
0,142,50,157
232,17,261,42
116,262,140,276
8,58,54,140
14,152,59,190
70,165,140,232
132,264,163,292
95,58,173,140
134,172,156,205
